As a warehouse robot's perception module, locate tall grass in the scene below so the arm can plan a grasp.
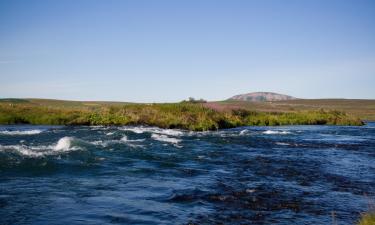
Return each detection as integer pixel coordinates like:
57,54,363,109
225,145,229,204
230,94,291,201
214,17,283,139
0,102,364,131
358,212,375,225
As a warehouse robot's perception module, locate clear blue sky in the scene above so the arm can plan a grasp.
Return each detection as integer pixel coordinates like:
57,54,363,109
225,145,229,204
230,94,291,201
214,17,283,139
0,0,374,102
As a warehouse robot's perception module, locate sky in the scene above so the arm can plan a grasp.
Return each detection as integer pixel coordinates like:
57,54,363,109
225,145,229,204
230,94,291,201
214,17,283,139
0,0,374,102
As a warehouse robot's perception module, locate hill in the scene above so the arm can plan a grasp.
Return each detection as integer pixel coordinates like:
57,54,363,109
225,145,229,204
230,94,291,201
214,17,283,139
229,92,297,102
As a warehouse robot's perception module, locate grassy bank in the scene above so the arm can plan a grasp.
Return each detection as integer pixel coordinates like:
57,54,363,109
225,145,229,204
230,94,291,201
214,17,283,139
358,212,375,225
0,99,364,131
205,99,375,121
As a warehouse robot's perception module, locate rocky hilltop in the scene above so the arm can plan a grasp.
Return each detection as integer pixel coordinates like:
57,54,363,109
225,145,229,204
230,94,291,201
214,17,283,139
229,92,297,102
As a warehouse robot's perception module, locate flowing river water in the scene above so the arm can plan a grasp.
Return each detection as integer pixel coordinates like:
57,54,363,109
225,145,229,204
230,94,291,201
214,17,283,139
0,123,374,224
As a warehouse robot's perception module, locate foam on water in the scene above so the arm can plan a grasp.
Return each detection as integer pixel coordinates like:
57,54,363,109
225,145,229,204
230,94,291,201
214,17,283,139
151,134,181,146
276,142,291,146
157,129,184,136
54,137,74,151
0,129,43,135
0,136,81,157
0,144,48,157
91,135,145,148
121,135,145,148
120,135,129,142
239,130,248,135
90,125,107,130
263,130,291,135
120,126,184,136
120,127,145,134
120,135,144,142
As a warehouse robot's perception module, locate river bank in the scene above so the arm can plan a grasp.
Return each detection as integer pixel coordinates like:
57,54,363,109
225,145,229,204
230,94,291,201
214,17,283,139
0,100,364,131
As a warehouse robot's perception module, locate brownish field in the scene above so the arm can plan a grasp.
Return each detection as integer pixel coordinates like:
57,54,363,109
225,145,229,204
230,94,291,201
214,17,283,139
204,99,375,121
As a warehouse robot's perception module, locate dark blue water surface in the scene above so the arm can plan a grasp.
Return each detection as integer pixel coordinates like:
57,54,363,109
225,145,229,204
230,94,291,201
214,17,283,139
0,123,374,225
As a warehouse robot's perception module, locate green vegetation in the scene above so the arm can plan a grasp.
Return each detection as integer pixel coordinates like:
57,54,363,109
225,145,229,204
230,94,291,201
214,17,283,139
208,99,375,121
358,212,375,225
0,99,364,131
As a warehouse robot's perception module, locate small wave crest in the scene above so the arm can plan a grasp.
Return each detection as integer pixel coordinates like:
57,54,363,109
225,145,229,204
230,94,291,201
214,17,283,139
120,126,184,136
275,142,291,146
263,130,291,135
120,135,145,143
0,144,48,157
0,136,81,157
151,134,181,146
0,129,43,135
239,130,248,135
91,135,145,148
54,137,74,151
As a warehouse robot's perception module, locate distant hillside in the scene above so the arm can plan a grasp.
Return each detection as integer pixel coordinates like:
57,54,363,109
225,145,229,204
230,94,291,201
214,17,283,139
229,92,297,102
